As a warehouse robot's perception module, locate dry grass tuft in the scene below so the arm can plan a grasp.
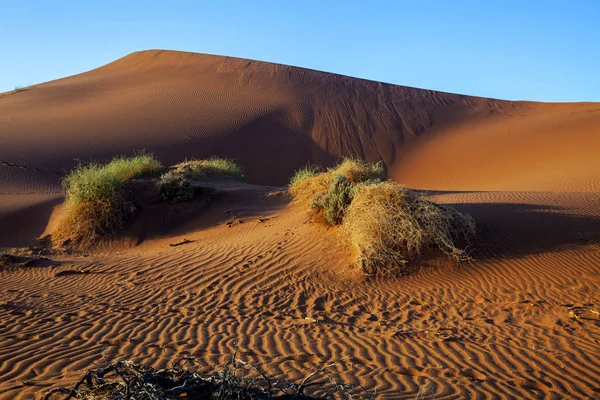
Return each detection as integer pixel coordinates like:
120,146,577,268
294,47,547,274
53,154,163,248
289,172,333,206
333,158,383,183
344,181,475,274
289,159,381,207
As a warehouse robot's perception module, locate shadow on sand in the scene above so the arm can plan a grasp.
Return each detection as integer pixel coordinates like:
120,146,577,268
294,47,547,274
449,201,600,261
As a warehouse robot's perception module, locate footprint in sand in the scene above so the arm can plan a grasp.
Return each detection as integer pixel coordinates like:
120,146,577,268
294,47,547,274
390,366,428,377
286,354,321,363
513,378,552,392
460,369,487,381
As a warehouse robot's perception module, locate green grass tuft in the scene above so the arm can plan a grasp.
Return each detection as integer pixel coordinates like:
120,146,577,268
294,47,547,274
55,154,163,247
169,157,244,181
290,164,322,186
62,154,162,205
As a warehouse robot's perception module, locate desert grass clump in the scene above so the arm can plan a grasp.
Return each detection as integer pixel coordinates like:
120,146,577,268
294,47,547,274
343,181,475,274
333,158,383,183
169,157,244,181
290,159,475,274
310,173,354,225
54,154,163,247
158,157,243,203
289,158,382,206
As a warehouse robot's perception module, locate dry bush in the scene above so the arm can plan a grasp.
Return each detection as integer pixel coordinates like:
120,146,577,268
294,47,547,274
343,181,475,274
290,159,475,274
53,154,163,248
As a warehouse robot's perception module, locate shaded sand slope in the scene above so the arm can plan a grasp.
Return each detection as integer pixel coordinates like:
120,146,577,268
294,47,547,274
1,184,599,398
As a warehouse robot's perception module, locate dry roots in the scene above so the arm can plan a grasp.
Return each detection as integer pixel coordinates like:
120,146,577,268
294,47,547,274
43,355,375,400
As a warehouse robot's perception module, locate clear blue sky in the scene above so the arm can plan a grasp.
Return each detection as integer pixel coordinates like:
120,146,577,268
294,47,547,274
1,1,599,101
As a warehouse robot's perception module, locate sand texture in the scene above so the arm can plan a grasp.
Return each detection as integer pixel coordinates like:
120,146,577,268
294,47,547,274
1,50,599,399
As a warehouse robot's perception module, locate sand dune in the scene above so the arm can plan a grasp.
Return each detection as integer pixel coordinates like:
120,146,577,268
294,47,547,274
1,50,599,398
3,50,598,189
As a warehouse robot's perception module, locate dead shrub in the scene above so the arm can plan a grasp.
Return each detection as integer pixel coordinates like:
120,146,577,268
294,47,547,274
43,354,375,399
343,181,475,274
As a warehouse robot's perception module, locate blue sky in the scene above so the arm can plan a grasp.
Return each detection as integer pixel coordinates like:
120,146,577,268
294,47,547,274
1,1,599,101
